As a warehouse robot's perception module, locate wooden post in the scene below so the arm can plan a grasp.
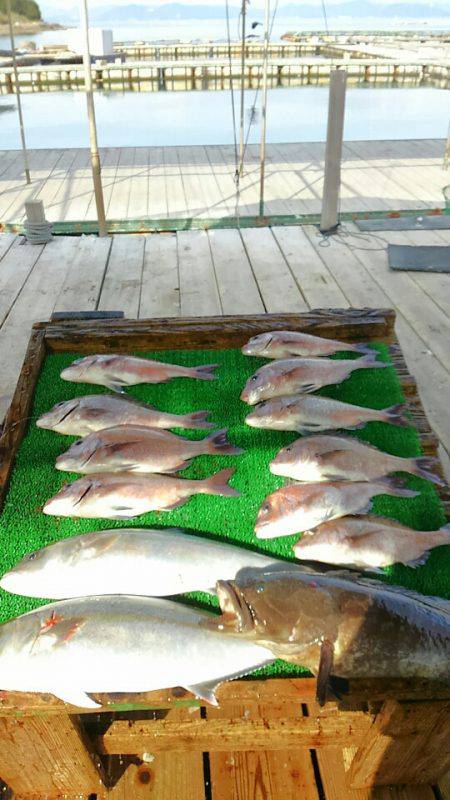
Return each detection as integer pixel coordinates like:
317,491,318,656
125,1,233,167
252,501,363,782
348,699,450,788
320,68,347,233
0,714,105,796
80,0,107,238
258,0,271,217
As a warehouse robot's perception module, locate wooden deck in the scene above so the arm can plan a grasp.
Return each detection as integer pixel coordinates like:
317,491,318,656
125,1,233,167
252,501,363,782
0,223,449,482
0,139,447,224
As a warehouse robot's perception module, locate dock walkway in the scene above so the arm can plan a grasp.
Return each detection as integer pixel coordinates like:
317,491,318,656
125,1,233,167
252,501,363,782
0,224,449,478
0,139,447,224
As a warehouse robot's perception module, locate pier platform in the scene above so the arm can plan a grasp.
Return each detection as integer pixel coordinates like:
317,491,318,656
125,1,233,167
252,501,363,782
0,139,447,225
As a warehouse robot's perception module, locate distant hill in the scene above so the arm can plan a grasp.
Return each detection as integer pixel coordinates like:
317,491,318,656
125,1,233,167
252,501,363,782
0,0,41,21
41,0,450,26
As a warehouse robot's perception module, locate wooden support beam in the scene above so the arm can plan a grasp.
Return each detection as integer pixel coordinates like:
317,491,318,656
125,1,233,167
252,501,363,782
320,68,347,233
348,699,450,788
94,712,373,755
0,714,105,796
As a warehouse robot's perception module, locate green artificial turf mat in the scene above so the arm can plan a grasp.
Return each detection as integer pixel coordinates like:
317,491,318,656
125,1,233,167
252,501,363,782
0,344,448,681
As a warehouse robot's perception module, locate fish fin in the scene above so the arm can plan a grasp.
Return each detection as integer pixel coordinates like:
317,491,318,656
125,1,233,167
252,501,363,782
106,384,128,394
162,460,192,474
53,688,101,709
204,428,244,456
353,343,376,356
193,364,219,381
201,468,239,497
81,531,120,555
185,680,221,706
111,505,135,512
297,383,320,394
316,639,334,707
358,500,374,514
182,410,214,429
377,476,420,499
357,354,387,369
163,499,188,510
404,552,430,568
382,403,411,428
411,456,445,487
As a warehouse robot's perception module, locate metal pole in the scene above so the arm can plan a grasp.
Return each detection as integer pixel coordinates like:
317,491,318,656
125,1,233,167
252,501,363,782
80,0,107,237
320,68,347,234
6,0,30,184
258,0,270,217
238,0,247,173
444,119,450,170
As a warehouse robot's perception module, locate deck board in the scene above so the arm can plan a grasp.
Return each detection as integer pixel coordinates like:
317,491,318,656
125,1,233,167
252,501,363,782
0,139,445,223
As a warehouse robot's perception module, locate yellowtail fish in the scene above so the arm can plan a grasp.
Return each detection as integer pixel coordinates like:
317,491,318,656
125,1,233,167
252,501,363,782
60,354,218,391
43,468,239,519
55,426,243,475
0,528,280,599
270,434,443,485
209,567,450,705
255,478,419,539
0,595,273,708
242,330,373,359
245,395,409,434
293,515,450,570
241,354,384,405
36,394,214,436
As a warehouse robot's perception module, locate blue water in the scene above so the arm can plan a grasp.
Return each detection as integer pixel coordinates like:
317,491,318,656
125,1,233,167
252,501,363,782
0,85,448,150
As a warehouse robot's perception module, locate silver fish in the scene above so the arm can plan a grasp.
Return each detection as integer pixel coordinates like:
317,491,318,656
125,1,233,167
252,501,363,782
0,528,280,599
245,395,409,434
241,354,384,405
55,426,242,475
270,434,443,485
60,354,218,391
36,394,214,436
255,478,419,539
242,330,373,359
0,595,273,708
293,515,450,570
43,468,239,519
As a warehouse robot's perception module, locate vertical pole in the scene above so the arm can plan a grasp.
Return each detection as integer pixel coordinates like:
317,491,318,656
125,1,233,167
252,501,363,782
238,0,247,173
444,119,450,170
80,0,107,237
258,0,270,217
6,0,30,184
320,68,347,233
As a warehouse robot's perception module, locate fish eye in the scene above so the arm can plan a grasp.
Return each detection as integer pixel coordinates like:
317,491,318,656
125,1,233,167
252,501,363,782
28,552,37,561
261,503,270,514
285,446,292,452
250,375,258,382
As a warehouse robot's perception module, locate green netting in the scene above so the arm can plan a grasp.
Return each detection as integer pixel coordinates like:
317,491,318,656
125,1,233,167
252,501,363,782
0,344,447,679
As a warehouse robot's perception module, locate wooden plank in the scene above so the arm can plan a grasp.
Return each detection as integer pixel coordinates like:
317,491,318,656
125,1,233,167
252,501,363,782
348,699,450,788
204,145,235,216
139,233,180,318
107,146,136,221
207,228,265,313
147,146,168,218
164,146,188,219
98,233,145,318
127,147,150,219
178,229,221,315
0,237,44,326
53,234,112,313
36,147,82,223
102,709,205,800
62,149,100,221
0,713,104,796
0,232,16,262
94,711,373,755
240,227,308,312
208,700,320,800
0,236,78,422
0,149,64,223
272,225,348,308
48,148,90,223
96,146,122,220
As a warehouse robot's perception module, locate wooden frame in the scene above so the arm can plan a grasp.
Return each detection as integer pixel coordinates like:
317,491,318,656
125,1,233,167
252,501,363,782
0,308,449,798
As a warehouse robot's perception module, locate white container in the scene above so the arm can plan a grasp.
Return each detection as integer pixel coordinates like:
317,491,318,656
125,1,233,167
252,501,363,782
66,28,114,57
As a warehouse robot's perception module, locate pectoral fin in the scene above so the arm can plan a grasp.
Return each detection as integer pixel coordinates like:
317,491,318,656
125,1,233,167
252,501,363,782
163,499,187,511
53,688,101,708
185,680,220,706
316,638,334,707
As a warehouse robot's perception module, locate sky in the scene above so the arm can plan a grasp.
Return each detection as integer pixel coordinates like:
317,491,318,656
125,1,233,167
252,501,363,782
39,0,449,9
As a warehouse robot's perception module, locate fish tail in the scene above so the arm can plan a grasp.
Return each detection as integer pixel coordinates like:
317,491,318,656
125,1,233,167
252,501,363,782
436,524,450,544
382,403,411,428
358,354,387,369
192,364,219,381
411,456,445,487
181,410,214,429
200,468,240,497
378,476,420,499
204,429,244,455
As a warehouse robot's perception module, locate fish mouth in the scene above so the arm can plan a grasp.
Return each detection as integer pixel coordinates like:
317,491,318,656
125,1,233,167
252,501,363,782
215,580,254,633
268,458,282,475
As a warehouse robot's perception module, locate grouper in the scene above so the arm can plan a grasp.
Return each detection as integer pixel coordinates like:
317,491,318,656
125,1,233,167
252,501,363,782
0,595,274,708
209,567,450,704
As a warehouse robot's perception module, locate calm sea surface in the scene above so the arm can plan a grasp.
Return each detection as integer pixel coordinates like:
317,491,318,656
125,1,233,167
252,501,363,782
0,85,448,150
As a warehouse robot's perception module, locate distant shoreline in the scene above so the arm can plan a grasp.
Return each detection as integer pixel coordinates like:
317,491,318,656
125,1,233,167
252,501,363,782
0,20,66,38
